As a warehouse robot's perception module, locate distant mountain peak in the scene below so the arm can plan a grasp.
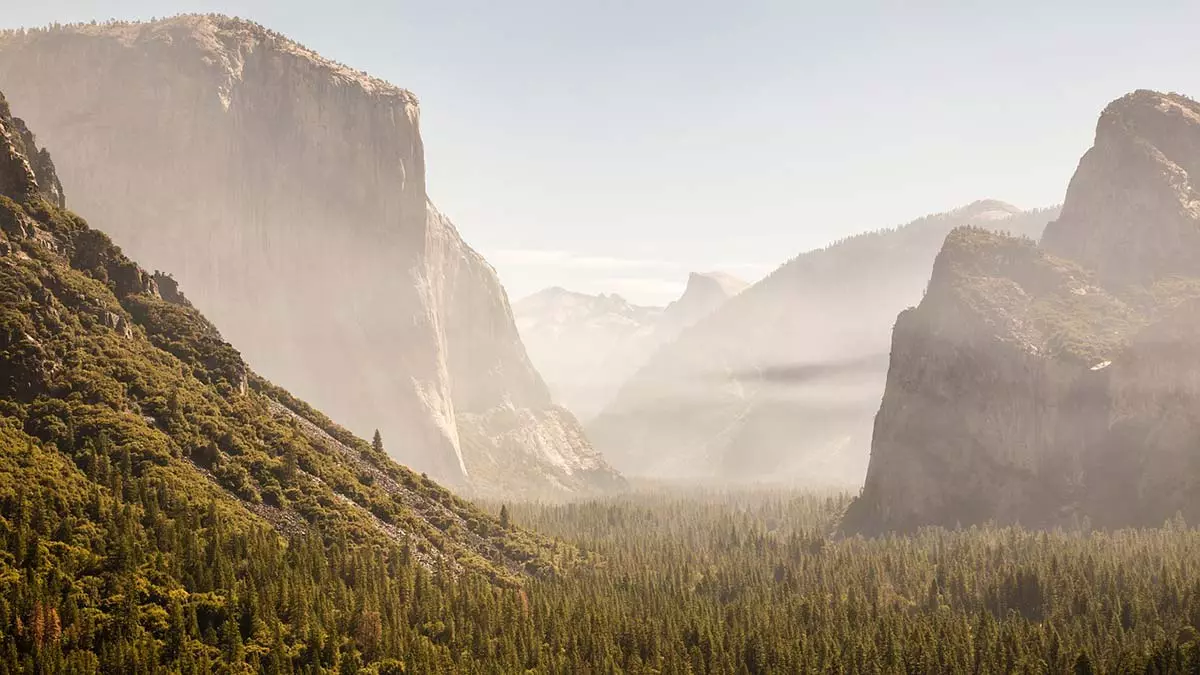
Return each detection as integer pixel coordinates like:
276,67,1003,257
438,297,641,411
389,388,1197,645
685,270,749,296
513,272,745,419
956,199,1022,222
661,271,746,330
588,203,1059,486
516,286,649,320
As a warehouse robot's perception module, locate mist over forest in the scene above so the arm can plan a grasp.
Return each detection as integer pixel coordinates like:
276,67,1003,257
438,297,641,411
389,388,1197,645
0,7,1199,673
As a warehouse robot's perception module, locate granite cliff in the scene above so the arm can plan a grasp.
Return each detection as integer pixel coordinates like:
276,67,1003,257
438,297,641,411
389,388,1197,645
0,88,559,585
845,90,1200,533
1042,91,1200,287
589,202,1056,486
0,15,623,498
514,271,745,418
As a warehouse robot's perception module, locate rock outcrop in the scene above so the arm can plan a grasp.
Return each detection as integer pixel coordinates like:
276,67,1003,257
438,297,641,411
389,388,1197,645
0,15,624,498
0,105,62,208
845,90,1200,534
0,100,42,205
1042,91,1200,287
589,201,1056,486
514,271,744,419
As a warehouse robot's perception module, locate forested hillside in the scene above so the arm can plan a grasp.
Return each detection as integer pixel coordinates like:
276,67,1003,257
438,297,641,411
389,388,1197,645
4,102,1200,670
8,89,1199,670
0,90,570,672
4,10,1200,674
511,491,1200,673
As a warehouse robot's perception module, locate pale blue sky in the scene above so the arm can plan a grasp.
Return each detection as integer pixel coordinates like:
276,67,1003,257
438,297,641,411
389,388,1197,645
5,1,1200,303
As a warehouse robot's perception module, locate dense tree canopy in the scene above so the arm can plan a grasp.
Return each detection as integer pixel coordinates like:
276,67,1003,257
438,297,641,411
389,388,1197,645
2,91,1198,674
7,474,1200,673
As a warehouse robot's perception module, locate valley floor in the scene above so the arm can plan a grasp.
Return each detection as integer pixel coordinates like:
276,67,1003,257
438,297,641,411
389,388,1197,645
9,476,1200,673
499,488,1200,674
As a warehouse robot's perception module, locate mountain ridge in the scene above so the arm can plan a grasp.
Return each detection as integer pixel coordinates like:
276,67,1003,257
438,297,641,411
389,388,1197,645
589,199,1059,485
514,271,745,418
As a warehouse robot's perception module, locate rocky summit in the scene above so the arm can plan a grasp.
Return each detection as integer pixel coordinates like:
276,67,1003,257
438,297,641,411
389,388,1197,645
1042,91,1200,288
589,201,1056,486
845,90,1200,534
0,15,624,499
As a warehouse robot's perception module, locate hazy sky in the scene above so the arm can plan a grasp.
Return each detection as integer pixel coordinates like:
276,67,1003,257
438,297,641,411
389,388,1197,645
5,2,1200,304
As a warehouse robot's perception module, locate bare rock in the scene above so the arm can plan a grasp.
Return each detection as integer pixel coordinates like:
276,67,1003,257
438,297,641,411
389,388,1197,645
1043,90,1200,288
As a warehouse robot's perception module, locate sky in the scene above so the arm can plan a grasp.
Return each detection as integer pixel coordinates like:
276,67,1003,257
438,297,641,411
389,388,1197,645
4,1,1200,305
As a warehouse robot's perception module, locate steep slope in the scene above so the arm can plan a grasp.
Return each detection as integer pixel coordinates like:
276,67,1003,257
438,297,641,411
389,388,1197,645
845,90,1200,534
590,201,1057,486
0,91,576,670
0,15,623,498
514,271,744,418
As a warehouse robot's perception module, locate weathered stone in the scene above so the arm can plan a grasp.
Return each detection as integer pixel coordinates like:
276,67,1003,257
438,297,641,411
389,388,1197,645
153,271,190,306
103,310,135,339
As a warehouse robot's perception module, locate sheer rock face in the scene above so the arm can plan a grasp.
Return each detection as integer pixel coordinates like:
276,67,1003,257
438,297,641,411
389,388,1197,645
589,202,1055,487
846,90,1200,534
0,15,623,497
513,271,744,419
844,229,1132,533
1043,91,1200,288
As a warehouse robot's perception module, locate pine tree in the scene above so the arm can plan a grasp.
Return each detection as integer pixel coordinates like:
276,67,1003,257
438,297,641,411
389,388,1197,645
500,504,511,530
1074,650,1096,675
372,430,385,454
